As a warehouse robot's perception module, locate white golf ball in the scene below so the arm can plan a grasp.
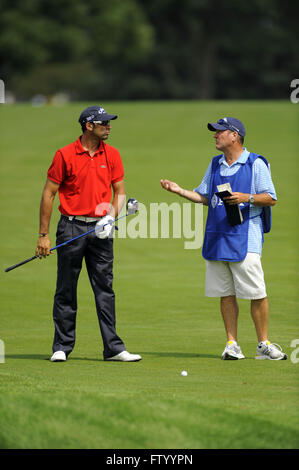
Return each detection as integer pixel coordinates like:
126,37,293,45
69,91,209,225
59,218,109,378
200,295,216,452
181,370,188,376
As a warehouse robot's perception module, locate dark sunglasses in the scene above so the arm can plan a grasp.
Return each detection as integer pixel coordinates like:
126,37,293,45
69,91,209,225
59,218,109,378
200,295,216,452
93,120,110,126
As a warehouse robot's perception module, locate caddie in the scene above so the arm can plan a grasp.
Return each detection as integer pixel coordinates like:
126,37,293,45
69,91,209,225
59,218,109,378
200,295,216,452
161,117,287,361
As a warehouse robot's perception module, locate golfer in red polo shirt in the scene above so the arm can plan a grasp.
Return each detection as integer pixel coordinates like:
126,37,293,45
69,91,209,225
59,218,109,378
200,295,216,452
36,106,142,363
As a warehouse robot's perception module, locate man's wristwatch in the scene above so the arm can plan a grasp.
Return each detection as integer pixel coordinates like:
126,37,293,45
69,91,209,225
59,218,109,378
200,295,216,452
248,194,255,204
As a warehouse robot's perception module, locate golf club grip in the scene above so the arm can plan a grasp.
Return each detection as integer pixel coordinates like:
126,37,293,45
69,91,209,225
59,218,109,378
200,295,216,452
5,255,38,272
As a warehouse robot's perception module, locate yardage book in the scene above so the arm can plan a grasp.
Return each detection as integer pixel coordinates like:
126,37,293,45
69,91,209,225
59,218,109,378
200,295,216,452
215,183,243,226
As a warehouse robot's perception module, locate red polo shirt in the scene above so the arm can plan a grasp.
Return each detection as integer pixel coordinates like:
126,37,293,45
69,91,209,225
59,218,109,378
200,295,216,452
47,137,124,217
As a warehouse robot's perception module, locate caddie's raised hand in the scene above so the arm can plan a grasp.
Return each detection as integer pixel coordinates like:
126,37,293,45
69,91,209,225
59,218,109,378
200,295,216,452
36,235,51,258
95,215,115,239
160,179,182,194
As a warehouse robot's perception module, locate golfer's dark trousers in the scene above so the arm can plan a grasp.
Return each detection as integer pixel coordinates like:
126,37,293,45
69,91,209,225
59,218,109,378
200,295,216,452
52,216,126,359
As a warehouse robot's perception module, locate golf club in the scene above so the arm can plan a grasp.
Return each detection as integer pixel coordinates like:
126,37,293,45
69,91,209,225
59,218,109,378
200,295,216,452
5,198,139,273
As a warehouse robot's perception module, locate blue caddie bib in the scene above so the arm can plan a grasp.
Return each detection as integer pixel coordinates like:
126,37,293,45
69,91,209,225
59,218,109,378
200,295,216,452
202,153,271,262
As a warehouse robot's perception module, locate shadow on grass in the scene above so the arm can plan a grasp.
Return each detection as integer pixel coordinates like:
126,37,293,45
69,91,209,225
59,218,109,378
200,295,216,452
142,352,255,360
4,354,98,362
139,351,219,359
5,354,51,361
5,351,220,361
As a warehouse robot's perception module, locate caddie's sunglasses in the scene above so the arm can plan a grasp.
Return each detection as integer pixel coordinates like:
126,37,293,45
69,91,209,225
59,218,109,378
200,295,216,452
218,119,240,133
93,120,110,126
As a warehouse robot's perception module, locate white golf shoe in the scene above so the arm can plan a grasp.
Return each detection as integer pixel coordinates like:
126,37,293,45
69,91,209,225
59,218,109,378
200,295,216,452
255,341,287,360
222,341,245,360
51,351,67,362
105,351,142,362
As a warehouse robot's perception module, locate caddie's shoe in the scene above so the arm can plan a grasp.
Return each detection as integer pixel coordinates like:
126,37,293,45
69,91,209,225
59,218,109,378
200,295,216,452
255,341,287,360
50,351,67,362
105,351,142,362
222,341,245,360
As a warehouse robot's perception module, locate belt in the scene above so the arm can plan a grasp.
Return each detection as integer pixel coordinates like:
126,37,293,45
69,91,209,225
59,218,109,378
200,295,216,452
65,215,102,223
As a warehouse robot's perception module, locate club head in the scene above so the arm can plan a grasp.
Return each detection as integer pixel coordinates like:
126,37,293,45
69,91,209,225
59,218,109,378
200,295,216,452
126,198,138,215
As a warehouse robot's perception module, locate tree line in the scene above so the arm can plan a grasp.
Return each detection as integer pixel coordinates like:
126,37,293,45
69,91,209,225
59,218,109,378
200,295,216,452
0,0,298,100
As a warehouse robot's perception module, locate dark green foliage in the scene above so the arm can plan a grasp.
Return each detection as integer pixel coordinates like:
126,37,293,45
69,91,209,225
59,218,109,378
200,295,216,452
0,1,298,98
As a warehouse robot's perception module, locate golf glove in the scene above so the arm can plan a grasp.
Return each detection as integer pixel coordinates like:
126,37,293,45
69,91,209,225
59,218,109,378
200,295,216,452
95,215,115,239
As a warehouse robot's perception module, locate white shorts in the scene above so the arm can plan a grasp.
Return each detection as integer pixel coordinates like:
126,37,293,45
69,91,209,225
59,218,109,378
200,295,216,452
205,253,267,300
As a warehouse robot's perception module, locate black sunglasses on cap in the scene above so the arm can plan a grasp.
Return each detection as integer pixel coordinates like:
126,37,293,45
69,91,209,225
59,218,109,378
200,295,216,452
93,120,111,126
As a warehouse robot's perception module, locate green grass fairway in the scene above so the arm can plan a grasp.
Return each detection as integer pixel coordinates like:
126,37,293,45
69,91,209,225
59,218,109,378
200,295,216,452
0,101,298,449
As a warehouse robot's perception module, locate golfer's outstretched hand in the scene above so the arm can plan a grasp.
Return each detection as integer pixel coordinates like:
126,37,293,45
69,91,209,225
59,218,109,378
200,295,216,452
160,179,182,195
36,236,51,258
